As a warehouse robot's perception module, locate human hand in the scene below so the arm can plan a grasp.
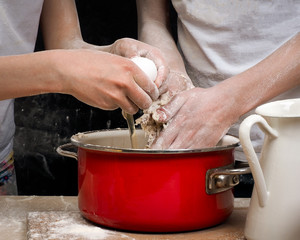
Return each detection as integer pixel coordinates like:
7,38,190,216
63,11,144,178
53,49,160,114
150,87,239,149
159,71,194,97
106,38,169,88
146,71,194,121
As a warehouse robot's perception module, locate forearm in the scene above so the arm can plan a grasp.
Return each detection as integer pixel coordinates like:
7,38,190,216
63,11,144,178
218,32,300,118
136,0,187,75
40,0,124,53
0,51,62,100
41,0,85,50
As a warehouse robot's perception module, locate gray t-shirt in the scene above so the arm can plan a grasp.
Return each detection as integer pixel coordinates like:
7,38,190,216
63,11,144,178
172,0,300,161
0,0,44,162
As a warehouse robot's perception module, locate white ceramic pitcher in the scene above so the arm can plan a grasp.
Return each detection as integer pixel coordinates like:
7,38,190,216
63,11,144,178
239,98,300,240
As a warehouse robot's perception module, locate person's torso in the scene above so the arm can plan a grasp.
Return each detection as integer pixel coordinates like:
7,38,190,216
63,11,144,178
171,0,300,160
0,0,44,161
172,0,300,85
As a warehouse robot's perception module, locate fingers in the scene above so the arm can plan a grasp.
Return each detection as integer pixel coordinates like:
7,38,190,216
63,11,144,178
111,38,169,88
95,56,159,112
152,92,187,123
158,71,194,96
142,52,169,88
125,84,154,112
150,93,189,149
103,71,154,113
155,65,169,88
118,97,139,114
168,130,200,150
158,74,171,96
167,125,226,150
150,118,179,149
76,86,141,114
151,116,218,150
130,62,159,101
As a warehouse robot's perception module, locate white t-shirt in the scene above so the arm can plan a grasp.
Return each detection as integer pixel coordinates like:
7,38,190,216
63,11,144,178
172,0,300,161
0,0,44,162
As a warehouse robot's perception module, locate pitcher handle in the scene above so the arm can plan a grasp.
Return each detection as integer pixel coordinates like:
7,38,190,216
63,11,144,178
239,114,278,207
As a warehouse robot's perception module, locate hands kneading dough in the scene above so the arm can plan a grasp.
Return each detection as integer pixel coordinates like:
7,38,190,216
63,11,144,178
136,71,194,148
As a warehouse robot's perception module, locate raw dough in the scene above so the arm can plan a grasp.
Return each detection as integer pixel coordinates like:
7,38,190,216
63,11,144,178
136,92,171,148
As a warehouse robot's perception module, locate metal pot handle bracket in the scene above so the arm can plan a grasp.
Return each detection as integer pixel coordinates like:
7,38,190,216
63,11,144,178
206,162,251,194
56,143,78,160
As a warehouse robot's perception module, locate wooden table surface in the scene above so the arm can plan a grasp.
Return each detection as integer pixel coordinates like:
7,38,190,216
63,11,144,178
0,196,250,240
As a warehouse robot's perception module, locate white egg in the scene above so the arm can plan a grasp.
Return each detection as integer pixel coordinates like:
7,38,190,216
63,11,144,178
131,56,157,82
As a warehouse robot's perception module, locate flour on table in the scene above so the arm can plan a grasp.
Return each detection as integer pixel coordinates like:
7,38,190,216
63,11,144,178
27,211,134,240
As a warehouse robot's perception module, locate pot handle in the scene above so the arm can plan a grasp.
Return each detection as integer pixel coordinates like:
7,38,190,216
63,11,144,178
239,114,278,207
57,143,78,160
206,162,251,194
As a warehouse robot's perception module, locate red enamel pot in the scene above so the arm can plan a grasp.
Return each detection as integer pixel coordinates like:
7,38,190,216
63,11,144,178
57,129,249,233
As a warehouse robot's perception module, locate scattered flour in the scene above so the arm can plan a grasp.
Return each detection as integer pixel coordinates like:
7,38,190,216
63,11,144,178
27,211,135,240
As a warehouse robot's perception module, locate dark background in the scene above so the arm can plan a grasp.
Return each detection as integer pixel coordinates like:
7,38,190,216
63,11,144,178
13,0,253,196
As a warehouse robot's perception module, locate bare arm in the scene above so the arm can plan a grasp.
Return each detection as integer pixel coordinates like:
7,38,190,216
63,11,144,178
137,1,300,150
136,0,183,72
40,0,85,49
222,32,300,117
0,0,169,114
0,0,84,100
152,32,300,149
136,0,193,95
41,0,169,85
